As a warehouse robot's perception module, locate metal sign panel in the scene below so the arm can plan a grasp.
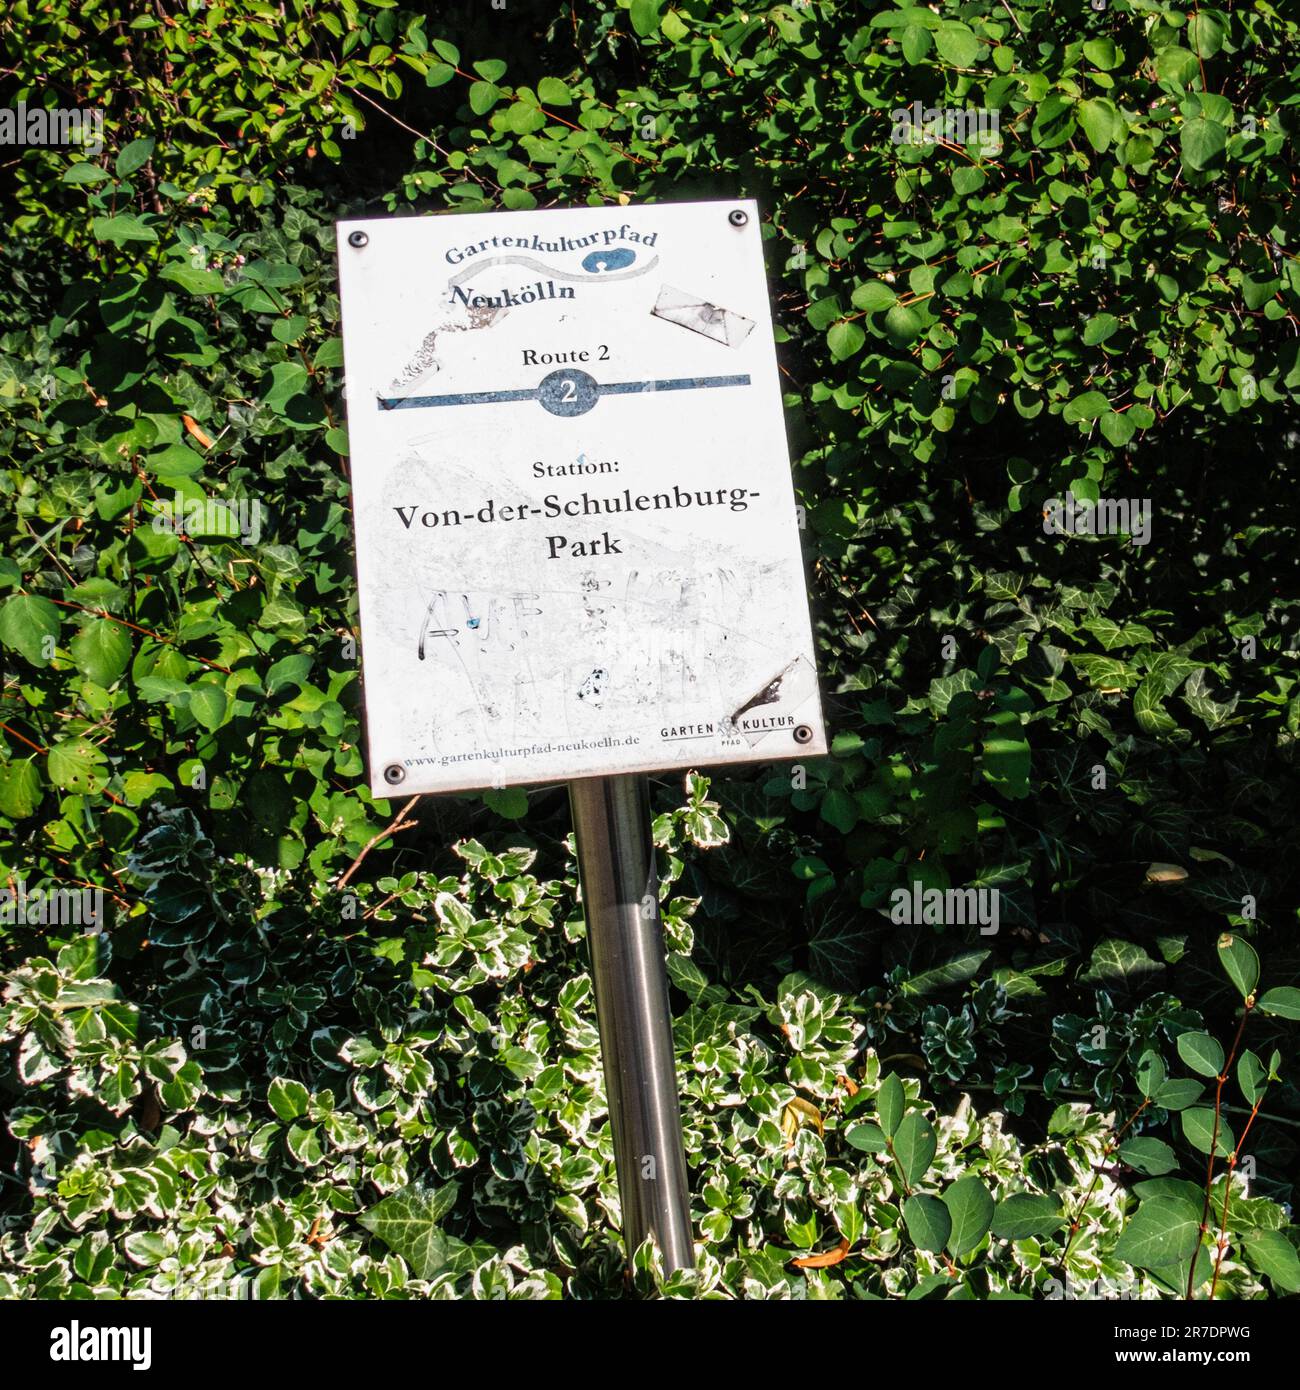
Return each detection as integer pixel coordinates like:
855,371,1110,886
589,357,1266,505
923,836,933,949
336,199,826,796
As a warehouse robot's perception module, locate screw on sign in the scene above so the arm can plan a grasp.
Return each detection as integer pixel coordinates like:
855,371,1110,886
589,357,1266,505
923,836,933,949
336,200,826,1276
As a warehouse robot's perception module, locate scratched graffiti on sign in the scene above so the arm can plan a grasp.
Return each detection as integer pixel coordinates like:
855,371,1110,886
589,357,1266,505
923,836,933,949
337,200,826,795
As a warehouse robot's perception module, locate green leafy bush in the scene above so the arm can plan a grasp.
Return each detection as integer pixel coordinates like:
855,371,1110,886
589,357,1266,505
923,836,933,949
2,0,1299,1299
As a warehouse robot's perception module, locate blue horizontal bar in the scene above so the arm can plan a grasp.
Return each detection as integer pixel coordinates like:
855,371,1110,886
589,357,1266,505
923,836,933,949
376,375,751,412
378,388,538,410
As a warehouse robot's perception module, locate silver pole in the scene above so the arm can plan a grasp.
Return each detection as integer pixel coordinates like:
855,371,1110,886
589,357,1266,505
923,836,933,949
568,774,695,1275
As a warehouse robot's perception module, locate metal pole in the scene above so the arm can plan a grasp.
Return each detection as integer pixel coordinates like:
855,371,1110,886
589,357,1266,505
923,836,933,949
568,774,695,1275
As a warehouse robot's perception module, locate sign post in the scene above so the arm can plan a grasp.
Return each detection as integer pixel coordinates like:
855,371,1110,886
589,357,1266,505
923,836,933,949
569,774,694,1273
336,199,825,1275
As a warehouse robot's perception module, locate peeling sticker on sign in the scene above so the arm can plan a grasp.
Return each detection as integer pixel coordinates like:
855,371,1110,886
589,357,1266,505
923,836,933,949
652,284,755,348
725,655,820,746
385,309,504,396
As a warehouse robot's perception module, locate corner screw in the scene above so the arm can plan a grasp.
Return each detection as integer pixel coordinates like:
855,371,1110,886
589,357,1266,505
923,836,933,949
383,763,405,785
728,209,748,227
348,230,369,248
794,725,813,745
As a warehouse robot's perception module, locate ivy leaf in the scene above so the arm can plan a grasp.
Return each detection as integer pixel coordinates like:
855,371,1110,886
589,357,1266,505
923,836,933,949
900,948,990,996
358,1183,461,1279
893,1110,937,1187
903,1193,950,1253
808,898,870,986
942,1175,994,1256
1079,938,1162,987
1133,674,1177,735
261,361,310,416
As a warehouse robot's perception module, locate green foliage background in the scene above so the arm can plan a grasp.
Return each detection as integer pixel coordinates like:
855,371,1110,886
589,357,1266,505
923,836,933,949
1,0,1299,1299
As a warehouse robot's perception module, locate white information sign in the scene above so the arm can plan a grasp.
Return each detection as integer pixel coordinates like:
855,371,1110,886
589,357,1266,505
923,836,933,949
336,199,826,796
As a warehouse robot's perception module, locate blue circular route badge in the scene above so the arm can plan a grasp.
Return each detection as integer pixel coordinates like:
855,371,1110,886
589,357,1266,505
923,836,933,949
538,368,599,417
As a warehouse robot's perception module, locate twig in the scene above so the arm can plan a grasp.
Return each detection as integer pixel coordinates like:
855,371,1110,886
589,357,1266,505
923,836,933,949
0,719,47,755
337,796,421,889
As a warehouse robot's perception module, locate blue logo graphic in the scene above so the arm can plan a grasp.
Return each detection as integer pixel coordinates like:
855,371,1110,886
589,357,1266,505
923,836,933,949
581,248,637,274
